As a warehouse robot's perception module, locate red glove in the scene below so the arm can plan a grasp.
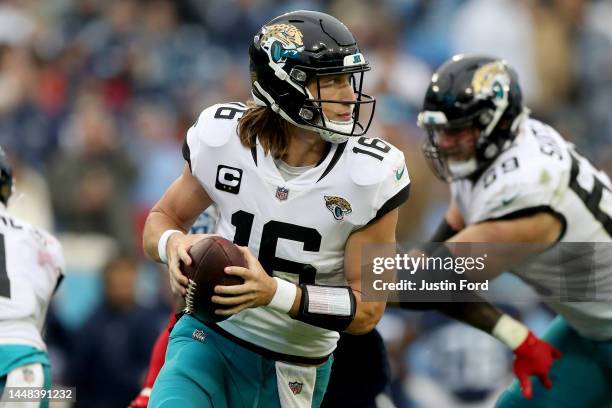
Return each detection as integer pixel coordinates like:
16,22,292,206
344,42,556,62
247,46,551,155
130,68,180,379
512,332,562,399
128,388,151,408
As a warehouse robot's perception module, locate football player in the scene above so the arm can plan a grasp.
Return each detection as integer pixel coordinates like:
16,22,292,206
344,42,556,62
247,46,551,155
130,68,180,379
142,10,410,408
407,55,612,406
133,205,391,408
0,147,65,408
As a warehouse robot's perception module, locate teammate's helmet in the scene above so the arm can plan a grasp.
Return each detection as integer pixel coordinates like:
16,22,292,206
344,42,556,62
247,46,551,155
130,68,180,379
418,55,526,181
249,10,375,144
0,147,12,206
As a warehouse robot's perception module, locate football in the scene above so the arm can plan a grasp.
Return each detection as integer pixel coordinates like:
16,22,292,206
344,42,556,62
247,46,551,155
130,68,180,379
180,236,246,323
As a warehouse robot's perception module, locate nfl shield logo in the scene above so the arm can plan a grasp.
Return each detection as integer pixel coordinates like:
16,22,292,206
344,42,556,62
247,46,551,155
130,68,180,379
288,381,303,395
276,186,289,201
22,367,34,383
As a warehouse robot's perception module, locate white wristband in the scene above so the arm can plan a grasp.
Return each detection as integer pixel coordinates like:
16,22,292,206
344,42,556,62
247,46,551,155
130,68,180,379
268,277,297,314
158,229,182,264
492,314,529,350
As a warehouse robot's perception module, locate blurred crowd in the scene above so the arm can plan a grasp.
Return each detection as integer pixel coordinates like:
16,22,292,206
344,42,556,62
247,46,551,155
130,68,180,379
1,0,611,406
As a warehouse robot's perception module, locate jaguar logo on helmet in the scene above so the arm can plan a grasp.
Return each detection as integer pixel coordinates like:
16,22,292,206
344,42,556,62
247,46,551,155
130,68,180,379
470,61,512,139
471,62,511,105
259,23,304,64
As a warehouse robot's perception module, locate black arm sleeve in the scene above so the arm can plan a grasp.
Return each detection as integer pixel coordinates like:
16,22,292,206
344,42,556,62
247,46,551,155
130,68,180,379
398,244,503,334
422,218,459,254
436,301,502,334
401,218,458,309
429,217,459,242
295,284,357,332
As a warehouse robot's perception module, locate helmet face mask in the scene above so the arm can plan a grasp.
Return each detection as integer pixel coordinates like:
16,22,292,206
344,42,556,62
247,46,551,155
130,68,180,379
421,121,481,181
302,70,375,142
418,55,526,182
249,11,376,144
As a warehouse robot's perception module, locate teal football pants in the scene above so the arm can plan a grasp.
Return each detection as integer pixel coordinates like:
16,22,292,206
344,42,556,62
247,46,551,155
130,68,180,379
0,345,52,408
496,316,612,407
149,314,332,408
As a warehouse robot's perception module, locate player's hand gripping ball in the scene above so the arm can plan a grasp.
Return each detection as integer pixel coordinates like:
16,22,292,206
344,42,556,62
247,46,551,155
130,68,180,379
180,236,245,323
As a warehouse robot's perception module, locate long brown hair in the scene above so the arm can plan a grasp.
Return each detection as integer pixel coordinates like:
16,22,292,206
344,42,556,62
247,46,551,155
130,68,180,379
237,100,292,159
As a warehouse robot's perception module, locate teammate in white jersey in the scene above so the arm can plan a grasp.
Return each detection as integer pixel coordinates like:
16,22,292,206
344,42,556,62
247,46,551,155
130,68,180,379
410,55,612,406
143,11,409,408
0,147,65,408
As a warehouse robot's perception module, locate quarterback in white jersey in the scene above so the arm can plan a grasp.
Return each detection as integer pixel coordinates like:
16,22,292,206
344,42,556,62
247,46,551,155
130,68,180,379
144,11,409,408
415,55,612,407
180,102,408,359
0,147,64,407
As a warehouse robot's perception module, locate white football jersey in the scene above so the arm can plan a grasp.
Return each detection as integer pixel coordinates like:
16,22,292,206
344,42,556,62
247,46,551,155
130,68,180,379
184,102,410,359
0,209,64,350
452,118,612,340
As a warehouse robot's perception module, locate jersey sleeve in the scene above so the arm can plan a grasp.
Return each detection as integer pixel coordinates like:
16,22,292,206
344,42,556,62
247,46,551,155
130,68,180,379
362,144,411,225
181,103,246,193
346,138,411,226
470,154,566,224
33,229,65,290
46,234,65,284
182,106,213,175
11,227,65,301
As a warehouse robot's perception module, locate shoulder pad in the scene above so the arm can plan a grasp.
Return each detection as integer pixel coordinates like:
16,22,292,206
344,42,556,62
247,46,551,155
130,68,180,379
470,131,568,222
191,103,247,148
347,137,406,186
344,137,410,224
11,221,65,277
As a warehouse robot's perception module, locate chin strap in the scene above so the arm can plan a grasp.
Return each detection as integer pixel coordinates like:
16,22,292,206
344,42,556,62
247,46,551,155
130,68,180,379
251,91,267,107
447,158,478,178
511,107,531,134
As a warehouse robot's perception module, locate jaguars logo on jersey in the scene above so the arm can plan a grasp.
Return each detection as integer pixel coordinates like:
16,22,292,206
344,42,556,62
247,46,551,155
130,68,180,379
324,196,352,221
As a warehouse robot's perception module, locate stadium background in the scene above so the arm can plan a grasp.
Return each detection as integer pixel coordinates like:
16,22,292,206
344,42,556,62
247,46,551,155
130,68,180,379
1,0,611,406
